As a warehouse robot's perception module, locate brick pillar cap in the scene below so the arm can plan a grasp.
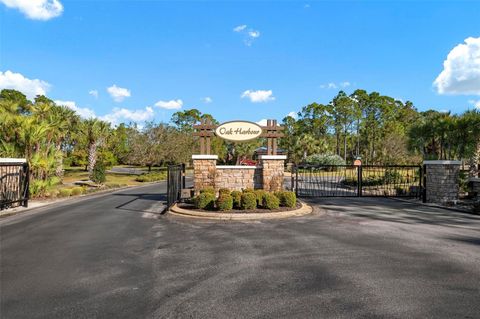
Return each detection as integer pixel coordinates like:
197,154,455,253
259,155,287,160
423,160,461,165
192,155,218,160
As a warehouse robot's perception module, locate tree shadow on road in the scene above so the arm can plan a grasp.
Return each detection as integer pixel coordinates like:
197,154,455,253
302,197,480,228
112,192,167,214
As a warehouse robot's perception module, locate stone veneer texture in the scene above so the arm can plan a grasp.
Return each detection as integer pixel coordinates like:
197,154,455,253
425,163,459,204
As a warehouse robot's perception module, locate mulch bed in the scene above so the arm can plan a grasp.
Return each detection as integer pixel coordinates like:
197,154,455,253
178,201,302,214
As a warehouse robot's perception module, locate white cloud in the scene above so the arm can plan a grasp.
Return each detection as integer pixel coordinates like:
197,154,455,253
241,89,275,103
256,119,268,126
287,111,298,119
320,81,351,89
248,30,260,38
233,24,261,46
100,106,154,126
0,70,50,100
107,84,131,102
233,25,247,32
0,0,63,20
88,89,98,98
434,36,480,95
469,99,480,109
154,99,183,110
202,97,212,103
54,100,96,119
320,82,337,89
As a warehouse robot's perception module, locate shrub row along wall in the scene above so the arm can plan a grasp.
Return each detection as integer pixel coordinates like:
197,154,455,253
192,155,286,195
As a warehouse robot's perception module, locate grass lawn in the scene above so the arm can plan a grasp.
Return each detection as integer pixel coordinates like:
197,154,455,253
63,166,166,186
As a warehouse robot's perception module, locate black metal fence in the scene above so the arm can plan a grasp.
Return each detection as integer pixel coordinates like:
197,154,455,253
167,164,185,209
1,162,29,210
293,164,422,198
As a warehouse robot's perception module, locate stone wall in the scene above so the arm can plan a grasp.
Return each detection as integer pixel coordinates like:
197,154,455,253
192,155,286,194
469,178,480,195
424,160,460,204
215,166,262,191
192,155,217,195
260,156,285,192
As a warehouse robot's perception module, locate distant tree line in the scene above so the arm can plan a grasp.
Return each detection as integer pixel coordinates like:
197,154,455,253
280,90,480,176
1,88,479,196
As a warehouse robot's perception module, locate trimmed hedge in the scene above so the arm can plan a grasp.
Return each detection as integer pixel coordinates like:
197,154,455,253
71,187,84,196
135,172,167,182
254,189,267,207
231,190,242,209
195,192,215,209
276,191,296,208
91,162,106,184
219,188,231,196
242,188,254,193
241,192,257,210
200,187,215,195
216,194,233,211
263,192,280,210
58,188,72,197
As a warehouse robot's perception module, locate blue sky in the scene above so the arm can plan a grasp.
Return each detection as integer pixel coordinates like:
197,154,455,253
1,0,479,126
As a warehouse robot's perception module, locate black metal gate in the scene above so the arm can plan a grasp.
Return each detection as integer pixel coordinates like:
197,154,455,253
293,164,422,198
1,162,29,210
167,164,185,209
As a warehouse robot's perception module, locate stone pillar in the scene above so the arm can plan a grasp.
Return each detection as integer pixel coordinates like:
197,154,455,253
192,155,218,195
259,155,286,192
424,160,461,204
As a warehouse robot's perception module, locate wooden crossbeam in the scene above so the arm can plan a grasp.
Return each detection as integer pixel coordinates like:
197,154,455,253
193,118,284,155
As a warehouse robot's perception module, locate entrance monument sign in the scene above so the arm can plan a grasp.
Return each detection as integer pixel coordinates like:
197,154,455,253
215,121,262,142
192,118,287,194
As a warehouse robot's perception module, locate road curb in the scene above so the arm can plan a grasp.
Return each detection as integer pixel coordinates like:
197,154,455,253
168,201,313,220
387,197,478,215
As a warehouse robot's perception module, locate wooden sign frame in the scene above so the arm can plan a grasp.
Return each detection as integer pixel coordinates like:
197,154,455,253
193,118,284,155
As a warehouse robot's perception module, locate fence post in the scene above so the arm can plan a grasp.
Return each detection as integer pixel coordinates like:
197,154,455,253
357,166,362,197
24,162,29,208
422,164,427,203
295,165,298,197
181,163,186,189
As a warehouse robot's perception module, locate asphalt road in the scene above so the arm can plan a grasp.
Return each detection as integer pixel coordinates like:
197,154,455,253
1,183,480,318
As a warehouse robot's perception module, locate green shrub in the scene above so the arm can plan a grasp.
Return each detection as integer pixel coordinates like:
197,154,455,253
91,162,106,184
305,153,346,166
218,188,231,196
242,188,254,193
58,188,72,197
200,186,215,195
263,192,280,210
241,192,257,210
105,182,121,188
135,172,167,182
195,192,216,210
45,189,59,198
71,187,84,196
254,189,267,207
231,190,242,209
383,169,402,184
30,180,48,197
216,194,233,211
276,191,296,208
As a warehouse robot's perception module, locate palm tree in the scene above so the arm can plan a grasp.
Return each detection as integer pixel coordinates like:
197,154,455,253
80,119,110,179
47,105,80,178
